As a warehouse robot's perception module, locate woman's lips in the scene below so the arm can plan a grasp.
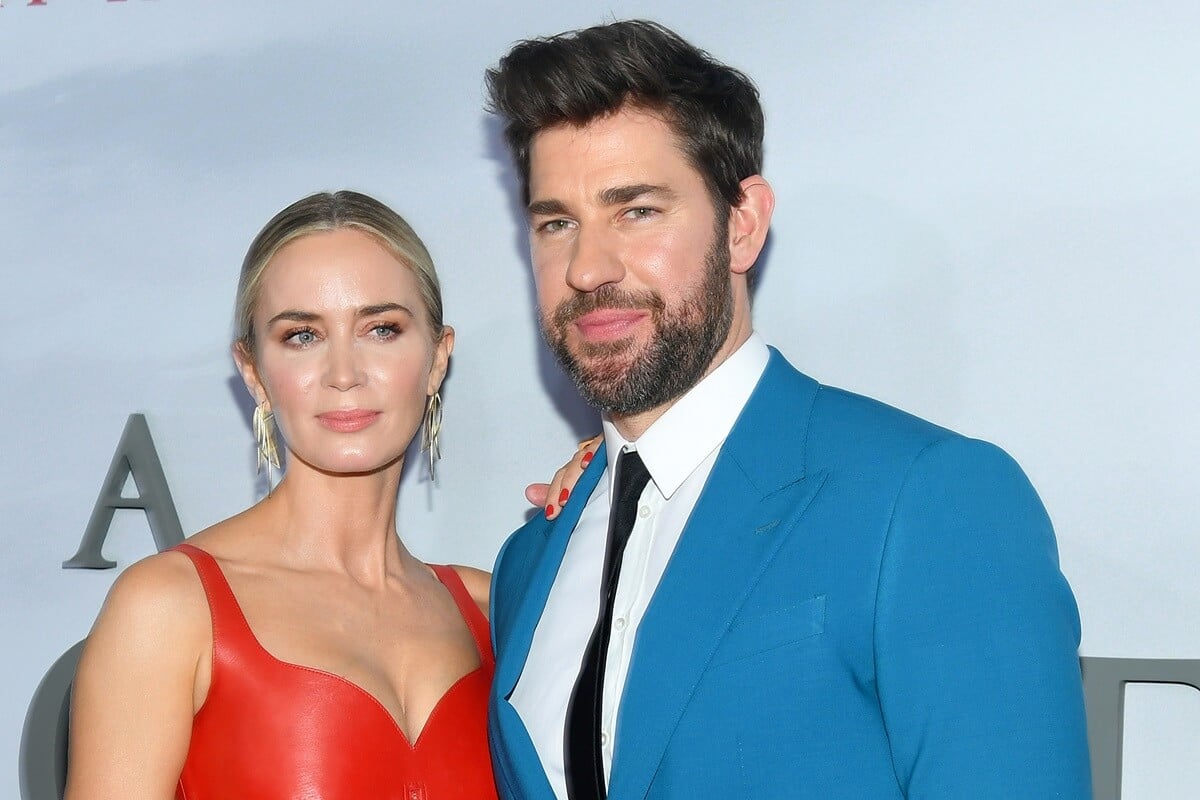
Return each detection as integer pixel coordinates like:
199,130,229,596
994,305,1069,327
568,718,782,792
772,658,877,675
316,409,381,432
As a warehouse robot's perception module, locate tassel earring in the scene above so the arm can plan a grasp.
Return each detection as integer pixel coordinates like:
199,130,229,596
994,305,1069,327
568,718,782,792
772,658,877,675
420,392,443,482
252,401,280,487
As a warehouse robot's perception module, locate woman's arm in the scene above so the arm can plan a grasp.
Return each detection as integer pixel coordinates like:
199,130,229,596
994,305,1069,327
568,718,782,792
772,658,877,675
65,552,209,800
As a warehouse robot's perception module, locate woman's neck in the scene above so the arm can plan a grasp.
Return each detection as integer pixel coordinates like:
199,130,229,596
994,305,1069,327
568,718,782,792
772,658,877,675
254,456,417,584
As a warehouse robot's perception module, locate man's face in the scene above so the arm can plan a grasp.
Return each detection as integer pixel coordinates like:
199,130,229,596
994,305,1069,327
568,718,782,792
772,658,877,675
527,106,737,415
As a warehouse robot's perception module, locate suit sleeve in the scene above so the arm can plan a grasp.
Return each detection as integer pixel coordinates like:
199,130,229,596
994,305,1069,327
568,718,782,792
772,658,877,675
490,532,517,654
874,436,1091,798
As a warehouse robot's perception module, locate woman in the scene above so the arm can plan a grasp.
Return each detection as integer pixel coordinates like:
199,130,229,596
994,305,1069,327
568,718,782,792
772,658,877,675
65,191,588,799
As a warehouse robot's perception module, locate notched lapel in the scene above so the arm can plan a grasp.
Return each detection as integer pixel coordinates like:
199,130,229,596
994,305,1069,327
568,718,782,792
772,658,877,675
609,462,828,800
494,441,609,697
491,444,610,800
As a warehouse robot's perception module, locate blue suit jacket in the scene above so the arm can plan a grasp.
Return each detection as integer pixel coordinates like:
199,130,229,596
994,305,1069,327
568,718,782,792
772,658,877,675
489,349,1091,799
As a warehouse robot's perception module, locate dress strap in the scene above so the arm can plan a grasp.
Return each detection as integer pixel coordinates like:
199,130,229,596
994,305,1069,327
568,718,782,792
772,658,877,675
172,543,260,662
430,564,494,668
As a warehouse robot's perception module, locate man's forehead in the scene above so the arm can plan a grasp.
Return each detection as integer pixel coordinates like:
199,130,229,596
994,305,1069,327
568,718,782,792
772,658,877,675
527,110,694,199
531,105,677,151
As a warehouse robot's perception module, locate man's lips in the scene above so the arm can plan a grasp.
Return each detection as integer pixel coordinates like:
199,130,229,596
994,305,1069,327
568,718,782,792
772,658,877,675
573,309,649,341
316,409,381,432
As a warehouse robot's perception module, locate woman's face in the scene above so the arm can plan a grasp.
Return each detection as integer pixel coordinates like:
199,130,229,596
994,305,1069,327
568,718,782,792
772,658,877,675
236,227,452,476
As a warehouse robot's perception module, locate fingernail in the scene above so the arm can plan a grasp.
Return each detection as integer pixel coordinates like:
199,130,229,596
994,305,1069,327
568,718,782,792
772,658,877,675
581,451,594,467
545,504,555,519
559,488,570,505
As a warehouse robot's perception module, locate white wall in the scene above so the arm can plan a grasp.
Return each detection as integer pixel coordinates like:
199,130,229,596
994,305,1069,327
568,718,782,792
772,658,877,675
2,1,1197,796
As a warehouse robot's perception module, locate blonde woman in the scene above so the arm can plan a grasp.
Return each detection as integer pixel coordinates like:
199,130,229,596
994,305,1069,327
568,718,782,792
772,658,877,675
65,191,589,800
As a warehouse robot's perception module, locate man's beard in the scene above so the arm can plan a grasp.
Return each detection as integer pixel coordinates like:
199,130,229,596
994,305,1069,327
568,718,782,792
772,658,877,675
540,224,734,416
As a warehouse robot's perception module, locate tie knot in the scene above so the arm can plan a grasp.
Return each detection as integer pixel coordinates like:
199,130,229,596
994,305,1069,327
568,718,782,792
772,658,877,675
614,449,651,509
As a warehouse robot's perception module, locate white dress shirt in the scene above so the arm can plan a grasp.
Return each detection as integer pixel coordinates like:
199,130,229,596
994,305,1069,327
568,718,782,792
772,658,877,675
509,333,770,800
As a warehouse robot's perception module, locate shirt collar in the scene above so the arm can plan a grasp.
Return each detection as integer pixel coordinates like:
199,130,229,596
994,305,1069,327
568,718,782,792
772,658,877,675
601,332,770,499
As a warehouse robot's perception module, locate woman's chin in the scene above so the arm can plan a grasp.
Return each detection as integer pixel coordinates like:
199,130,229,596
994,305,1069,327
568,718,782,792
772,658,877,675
286,449,408,479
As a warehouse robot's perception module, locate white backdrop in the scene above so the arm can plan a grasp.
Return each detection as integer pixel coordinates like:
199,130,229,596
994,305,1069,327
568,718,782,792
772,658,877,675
2,1,1197,796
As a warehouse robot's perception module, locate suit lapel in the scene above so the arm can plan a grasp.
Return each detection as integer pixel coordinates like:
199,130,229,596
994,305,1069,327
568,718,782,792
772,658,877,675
494,440,609,697
608,351,824,800
492,443,610,800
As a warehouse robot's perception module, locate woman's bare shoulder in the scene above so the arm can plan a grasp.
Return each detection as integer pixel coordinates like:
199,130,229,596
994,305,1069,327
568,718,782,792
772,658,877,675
87,504,271,657
89,548,209,646
448,565,492,619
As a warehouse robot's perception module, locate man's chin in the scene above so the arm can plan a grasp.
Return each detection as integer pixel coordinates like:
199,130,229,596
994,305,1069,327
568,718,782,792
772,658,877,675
567,346,641,381
567,330,646,360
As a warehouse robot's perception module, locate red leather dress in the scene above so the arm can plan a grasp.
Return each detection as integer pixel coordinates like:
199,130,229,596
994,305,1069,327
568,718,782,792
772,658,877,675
172,543,498,800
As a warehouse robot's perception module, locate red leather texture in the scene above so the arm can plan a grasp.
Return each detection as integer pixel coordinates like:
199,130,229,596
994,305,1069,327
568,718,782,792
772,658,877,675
173,543,498,800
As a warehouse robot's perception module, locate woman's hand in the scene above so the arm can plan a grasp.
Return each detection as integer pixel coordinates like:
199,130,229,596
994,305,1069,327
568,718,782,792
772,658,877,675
525,435,602,519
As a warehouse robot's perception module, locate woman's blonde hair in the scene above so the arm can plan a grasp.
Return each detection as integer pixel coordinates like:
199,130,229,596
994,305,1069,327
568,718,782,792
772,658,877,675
234,190,444,355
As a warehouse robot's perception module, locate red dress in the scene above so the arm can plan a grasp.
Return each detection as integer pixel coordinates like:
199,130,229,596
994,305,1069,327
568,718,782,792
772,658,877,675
172,543,498,800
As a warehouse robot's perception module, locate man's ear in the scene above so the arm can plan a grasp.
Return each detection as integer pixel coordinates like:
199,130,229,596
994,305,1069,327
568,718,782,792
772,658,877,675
427,326,455,396
232,342,268,406
727,176,775,276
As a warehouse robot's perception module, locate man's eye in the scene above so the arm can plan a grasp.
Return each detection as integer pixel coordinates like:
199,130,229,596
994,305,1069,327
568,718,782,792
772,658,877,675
539,219,570,232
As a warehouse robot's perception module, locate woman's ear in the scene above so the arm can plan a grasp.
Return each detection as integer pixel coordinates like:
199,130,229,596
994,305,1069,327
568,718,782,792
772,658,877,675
727,176,775,276
232,342,268,406
427,326,455,396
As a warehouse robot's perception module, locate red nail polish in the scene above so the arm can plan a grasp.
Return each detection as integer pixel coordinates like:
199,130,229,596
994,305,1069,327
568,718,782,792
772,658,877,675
581,451,594,467
545,504,555,518
559,488,570,505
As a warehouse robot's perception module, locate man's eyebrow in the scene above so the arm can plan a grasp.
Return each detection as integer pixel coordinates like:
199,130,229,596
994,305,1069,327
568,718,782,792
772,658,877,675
527,185,677,218
598,183,677,206
527,198,570,217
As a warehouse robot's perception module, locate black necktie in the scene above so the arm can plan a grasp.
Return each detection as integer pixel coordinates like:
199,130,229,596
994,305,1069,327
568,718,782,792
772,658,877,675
564,449,652,800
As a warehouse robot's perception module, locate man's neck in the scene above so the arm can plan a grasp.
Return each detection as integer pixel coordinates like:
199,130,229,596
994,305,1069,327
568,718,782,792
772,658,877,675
609,325,753,441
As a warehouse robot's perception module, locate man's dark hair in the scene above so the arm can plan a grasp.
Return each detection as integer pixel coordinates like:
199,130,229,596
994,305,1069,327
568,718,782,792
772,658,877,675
485,19,764,210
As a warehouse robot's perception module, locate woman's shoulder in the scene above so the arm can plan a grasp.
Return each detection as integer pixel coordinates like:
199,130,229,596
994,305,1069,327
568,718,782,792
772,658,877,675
105,504,259,615
73,547,212,712
89,504,272,653
92,548,209,644
447,565,491,619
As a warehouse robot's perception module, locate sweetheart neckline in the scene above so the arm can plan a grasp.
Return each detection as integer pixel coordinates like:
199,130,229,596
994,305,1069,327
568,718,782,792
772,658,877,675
187,550,489,748
250,645,486,748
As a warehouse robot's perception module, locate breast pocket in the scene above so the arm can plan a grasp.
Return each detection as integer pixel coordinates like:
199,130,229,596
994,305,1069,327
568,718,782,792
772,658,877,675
710,594,826,669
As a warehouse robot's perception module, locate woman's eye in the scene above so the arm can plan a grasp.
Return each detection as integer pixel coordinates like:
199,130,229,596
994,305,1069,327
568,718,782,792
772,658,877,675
284,328,318,346
371,324,400,339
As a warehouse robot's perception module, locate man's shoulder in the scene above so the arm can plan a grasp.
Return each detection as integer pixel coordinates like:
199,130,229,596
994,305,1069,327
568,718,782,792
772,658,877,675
812,381,957,444
760,351,973,469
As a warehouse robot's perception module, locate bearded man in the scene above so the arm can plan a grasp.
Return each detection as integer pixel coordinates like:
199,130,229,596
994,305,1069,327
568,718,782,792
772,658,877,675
484,19,1091,800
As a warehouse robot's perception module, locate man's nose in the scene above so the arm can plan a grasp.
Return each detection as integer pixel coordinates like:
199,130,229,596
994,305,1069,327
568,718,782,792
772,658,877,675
565,225,624,293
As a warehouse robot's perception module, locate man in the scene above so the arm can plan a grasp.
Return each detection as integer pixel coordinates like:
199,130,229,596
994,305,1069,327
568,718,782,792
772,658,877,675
485,19,1091,800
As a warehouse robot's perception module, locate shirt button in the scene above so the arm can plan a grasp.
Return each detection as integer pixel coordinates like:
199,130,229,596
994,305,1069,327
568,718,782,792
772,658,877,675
613,616,627,632
601,731,609,747
638,505,651,518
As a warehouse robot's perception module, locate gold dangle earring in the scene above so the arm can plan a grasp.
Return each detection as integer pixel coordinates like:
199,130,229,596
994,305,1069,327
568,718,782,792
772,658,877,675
420,392,443,482
252,401,280,490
